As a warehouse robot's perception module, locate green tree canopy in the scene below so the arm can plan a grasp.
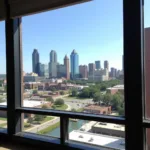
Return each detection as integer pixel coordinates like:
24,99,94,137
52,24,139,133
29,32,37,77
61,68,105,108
78,88,90,98
54,98,64,105
33,90,38,94
46,96,54,103
93,92,104,104
60,91,65,95
71,88,78,97
34,115,44,122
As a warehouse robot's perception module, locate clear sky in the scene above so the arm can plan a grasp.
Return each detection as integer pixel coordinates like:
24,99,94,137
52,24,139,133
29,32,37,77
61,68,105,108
0,0,150,74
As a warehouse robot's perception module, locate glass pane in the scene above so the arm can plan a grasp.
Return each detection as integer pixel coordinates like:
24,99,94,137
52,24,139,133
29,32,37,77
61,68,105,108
0,21,7,106
22,0,124,116
0,111,7,130
69,119,125,150
23,113,60,138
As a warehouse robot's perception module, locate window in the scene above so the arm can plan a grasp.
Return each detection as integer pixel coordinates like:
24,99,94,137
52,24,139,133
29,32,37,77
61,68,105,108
0,0,146,150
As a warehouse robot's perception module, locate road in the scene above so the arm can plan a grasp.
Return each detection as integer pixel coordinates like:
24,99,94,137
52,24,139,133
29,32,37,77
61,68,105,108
63,97,93,110
26,117,60,133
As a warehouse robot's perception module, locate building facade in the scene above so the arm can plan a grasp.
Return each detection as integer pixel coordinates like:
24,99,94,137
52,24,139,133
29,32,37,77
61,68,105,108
32,49,40,75
70,50,79,79
79,65,88,78
104,60,109,71
57,64,66,78
49,50,57,77
64,55,70,79
95,61,101,70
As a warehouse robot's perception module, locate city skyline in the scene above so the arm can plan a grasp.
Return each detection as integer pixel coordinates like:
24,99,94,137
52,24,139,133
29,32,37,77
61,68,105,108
31,49,123,74
0,0,150,74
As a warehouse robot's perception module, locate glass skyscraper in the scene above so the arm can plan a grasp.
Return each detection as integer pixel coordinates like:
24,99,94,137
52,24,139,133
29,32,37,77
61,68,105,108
32,49,40,75
95,61,101,70
70,50,79,79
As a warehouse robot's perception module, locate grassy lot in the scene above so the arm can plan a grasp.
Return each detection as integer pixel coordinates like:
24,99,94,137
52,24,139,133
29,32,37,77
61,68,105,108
0,123,7,128
40,116,54,124
24,123,33,130
76,108,84,112
37,122,60,134
54,104,68,110
0,117,7,121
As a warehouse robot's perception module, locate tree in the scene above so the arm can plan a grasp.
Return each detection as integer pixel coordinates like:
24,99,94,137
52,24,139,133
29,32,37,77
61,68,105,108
111,93,123,110
33,90,38,94
93,92,103,104
78,88,90,98
100,85,107,91
71,88,78,97
54,98,64,105
118,106,124,116
103,94,112,106
34,115,44,122
41,104,49,109
27,117,33,124
60,91,65,95
71,108,76,112
46,96,54,103
51,87,56,92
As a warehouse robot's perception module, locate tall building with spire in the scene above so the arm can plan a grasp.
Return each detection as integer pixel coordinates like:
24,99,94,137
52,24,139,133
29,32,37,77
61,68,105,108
70,50,79,79
49,50,57,77
64,55,70,80
32,49,40,75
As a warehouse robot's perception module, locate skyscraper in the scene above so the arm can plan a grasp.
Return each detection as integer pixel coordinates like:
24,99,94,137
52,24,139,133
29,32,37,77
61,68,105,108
64,55,70,80
95,61,101,70
104,60,109,71
88,63,95,76
32,49,40,75
49,50,57,77
79,65,88,78
70,50,79,79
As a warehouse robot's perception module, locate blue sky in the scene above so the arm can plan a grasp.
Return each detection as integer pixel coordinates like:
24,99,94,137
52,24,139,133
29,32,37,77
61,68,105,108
0,0,150,74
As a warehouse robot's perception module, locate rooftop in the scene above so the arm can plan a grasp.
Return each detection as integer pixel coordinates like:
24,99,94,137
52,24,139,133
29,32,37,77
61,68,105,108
69,130,125,150
93,122,125,131
84,105,110,110
107,85,124,90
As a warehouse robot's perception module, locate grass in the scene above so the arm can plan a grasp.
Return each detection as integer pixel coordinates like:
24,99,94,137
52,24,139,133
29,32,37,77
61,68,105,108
40,116,54,124
76,108,84,112
53,104,68,110
0,117,7,121
0,123,7,128
24,123,33,130
37,122,60,134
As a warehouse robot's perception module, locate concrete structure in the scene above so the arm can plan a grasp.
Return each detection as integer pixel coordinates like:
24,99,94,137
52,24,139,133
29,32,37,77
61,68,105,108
49,50,57,77
88,69,109,82
104,60,109,71
79,65,88,78
107,85,124,95
69,130,125,150
70,50,79,79
64,55,70,80
83,105,111,115
92,122,125,138
110,67,116,78
32,49,40,75
95,61,101,70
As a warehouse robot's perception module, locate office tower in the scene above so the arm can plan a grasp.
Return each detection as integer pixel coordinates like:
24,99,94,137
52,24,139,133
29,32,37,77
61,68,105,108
32,49,40,75
49,50,57,77
104,60,109,71
95,61,101,70
111,67,116,78
79,65,88,78
40,64,49,78
88,63,95,76
57,64,66,78
70,50,79,79
64,55,70,80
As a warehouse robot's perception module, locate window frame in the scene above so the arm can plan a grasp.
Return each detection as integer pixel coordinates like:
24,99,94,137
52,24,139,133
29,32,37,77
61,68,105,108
0,0,147,149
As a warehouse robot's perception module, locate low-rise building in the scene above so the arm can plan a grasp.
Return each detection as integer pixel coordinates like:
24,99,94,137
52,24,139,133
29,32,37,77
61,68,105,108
24,82,41,89
92,122,125,138
107,85,124,95
83,105,111,115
